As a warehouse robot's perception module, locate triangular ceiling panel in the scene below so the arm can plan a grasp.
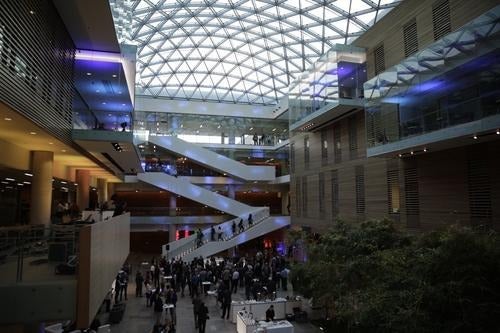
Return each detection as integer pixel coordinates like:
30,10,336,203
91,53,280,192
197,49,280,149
111,0,401,105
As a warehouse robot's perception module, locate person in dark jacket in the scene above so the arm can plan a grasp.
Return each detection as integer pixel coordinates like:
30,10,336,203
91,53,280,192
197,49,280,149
221,288,232,320
136,271,144,297
266,305,275,322
192,295,201,329
197,301,209,333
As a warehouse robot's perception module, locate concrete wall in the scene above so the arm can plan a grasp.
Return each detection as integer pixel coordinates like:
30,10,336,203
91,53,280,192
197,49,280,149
76,213,130,328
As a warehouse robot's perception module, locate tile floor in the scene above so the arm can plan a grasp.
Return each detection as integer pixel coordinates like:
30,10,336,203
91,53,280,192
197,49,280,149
104,254,321,333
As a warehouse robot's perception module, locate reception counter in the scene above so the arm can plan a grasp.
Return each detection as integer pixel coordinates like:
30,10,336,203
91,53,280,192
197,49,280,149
231,298,302,323
236,311,294,333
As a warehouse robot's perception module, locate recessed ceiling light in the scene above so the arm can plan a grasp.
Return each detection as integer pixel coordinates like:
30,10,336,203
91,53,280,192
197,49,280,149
5,178,15,181
24,173,33,177
61,149,66,153
108,114,112,116
29,10,35,14
49,142,54,145
86,72,92,76
4,117,12,121
112,74,117,78
96,90,100,93
118,91,122,94
29,132,36,135
102,102,107,105
122,103,126,106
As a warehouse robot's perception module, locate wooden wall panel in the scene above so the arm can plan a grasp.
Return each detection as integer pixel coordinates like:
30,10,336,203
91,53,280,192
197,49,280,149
77,213,130,328
353,0,499,80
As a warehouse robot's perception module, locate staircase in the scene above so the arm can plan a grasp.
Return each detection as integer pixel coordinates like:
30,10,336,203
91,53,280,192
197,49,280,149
148,135,276,181
138,172,258,217
165,211,291,262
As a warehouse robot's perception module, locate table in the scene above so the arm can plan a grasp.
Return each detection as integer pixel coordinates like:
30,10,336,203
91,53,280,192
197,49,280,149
236,312,294,333
231,298,288,323
255,320,294,333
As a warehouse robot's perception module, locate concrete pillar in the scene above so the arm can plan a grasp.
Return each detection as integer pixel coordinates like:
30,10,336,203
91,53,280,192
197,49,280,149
228,185,236,199
228,129,235,144
29,151,53,225
97,178,108,205
76,169,90,210
280,191,290,215
169,195,177,216
168,223,177,243
107,182,116,200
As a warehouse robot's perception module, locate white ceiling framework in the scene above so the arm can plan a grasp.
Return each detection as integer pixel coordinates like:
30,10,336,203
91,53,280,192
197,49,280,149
111,0,401,105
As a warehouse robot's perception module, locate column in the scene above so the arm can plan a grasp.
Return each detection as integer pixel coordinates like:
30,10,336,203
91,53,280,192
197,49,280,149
280,191,290,215
169,195,177,216
107,182,116,200
97,178,108,206
30,151,54,225
76,169,90,211
168,223,177,243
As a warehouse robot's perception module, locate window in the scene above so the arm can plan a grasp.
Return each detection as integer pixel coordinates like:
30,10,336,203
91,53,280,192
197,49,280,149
432,0,451,41
404,167,419,216
374,44,385,75
348,115,358,160
332,170,339,220
468,158,492,226
319,173,325,218
387,170,400,214
403,18,418,57
302,176,308,217
321,130,328,166
304,136,310,169
333,124,342,163
295,179,301,217
355,166,365,215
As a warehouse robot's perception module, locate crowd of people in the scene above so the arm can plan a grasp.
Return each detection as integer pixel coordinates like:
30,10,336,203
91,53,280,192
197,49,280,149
127,251,291,333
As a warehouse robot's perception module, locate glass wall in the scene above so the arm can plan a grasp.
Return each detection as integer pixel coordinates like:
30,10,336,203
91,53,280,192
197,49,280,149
134,111,288,146
288,44,366,126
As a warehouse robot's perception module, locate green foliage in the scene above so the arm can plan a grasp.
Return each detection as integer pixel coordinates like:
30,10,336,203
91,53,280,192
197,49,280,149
290,220,500,333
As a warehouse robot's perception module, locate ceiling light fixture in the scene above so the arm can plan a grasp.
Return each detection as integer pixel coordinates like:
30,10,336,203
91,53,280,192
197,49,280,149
29,132,36,135
5,178,15,181
473,135,478,139
112,74,117,78
86,72,92,76
49,142,54,145
61,149,66,153
496,129,500,135
24,173,33,177
4,117,12,121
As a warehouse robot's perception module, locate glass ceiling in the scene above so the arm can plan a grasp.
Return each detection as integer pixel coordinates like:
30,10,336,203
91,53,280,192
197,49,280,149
111,0,401,105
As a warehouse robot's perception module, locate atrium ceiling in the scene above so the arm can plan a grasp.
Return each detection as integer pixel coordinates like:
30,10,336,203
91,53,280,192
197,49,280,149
111,0,401,105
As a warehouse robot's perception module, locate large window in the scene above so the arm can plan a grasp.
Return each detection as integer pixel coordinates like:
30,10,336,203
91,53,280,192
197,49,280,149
321,130,328,166
304,136,310,169
387,170,401,214
319,173,325,218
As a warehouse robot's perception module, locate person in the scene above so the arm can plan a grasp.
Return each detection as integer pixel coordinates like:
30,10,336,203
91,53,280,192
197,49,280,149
266,305,275,322
252,133,258,145
153,293,164,325
136,271,144,297
231,269,239,294
247,213,253,227
145,281,153,307
217,226,223,241
210,226,215,241
197,301,209,333
55,201,65,223
280,267,289,291
260,134,266,145
238,218,244,233
221,288,232,320
192,295,201,329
